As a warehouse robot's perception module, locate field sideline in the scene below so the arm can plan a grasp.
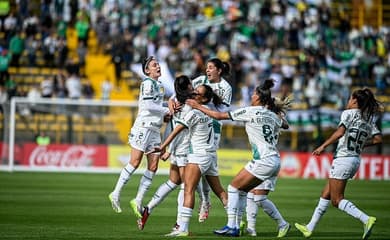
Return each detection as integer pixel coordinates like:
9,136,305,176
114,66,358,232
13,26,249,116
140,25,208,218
0,172,389,239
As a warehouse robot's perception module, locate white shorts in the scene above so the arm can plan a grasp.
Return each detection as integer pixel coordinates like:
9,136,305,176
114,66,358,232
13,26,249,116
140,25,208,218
244,156,280,181
128,127,161,152
253,176,277,191
329,156,360,180
170,154,188,168
188,153,218,176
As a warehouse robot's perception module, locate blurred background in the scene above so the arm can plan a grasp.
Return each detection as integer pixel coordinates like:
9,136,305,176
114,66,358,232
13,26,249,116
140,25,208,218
0,0,389,172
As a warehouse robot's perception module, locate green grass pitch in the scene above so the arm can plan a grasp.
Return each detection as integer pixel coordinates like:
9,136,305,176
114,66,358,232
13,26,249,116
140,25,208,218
0,172,389,239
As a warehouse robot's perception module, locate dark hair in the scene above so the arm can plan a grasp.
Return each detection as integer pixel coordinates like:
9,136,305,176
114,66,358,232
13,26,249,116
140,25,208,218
255,79,288,114
142,56,155,75
255,78,274,105
201,84,223,108
352,88,383,121
174,75,193,104
208,58,230,78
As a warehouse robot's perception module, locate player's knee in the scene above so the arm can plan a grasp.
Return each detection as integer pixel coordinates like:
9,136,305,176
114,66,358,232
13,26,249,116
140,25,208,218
254,194,267,207
331,197,343,207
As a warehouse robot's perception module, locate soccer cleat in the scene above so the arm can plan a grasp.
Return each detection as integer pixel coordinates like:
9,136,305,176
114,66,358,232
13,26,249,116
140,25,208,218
108,192,122,213
295,223,312,238
129,199,142,219
213,226,240,237
246,228,257,237
362,216,376,240
137,207,150,230
171,222,180,231
164,229,189,237
198,202,211,222
277,223,291,238
239,220,246,236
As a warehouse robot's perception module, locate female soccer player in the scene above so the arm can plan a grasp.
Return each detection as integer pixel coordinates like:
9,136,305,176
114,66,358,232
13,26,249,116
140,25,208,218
186,79,289,237
151,84,228,236
108,56,171,217
136,75,193,231
295,88,383,240
192,58,232,222
243,178,290,238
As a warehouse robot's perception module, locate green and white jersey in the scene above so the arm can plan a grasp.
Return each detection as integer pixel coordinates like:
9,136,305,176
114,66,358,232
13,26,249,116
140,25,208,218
192,75,232,135
177,106,215,154
168,104,191,156
192,75,232,107
133,77,169,132
228,106,282,160
335,109,380,158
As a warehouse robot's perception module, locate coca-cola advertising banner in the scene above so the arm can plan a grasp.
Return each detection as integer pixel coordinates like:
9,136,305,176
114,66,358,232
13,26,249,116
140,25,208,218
22,144,108,167
216,149,390,180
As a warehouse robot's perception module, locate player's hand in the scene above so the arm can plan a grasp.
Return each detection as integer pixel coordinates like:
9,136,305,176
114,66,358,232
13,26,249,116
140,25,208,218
186,99,199,108
164,113,172,122
312,146,325,155
146,147,163,155
173,101,183,113
160,152,171,161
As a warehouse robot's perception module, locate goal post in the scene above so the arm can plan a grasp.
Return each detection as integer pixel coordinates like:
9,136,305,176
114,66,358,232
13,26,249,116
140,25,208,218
1,97,162,173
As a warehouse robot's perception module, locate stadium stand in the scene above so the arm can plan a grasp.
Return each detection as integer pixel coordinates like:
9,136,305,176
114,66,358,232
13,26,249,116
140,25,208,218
0,0,389,153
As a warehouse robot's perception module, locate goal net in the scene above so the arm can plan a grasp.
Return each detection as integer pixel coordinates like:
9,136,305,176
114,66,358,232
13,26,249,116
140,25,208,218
0,97,171,174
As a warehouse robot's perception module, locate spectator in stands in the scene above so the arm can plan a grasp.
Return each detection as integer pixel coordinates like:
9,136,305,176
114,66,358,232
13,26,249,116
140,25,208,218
43,31,57,68
0,49,10,86
75,11,89,46
65,73,82,99
0,85,8,113
82,78,95,99
25,34,41,67
9,31,24,67
53,72,68,98
41,76,54,98
36,131,51,145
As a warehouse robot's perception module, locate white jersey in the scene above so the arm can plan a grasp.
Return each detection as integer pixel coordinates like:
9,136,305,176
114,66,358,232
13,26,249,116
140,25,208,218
335,109,381,158
133,77,169,132
229,106,283,160
168,104,191,156
177,106,216,154
192,75,232,135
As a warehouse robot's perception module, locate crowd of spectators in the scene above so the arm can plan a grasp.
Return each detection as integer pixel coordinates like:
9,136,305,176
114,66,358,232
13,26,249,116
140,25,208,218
0,0,389,109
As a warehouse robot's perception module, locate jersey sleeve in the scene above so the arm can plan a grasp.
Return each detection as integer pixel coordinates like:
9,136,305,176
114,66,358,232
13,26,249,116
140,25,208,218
370,123,381,136
339,110,351,129
228,107,251,122
178,109,198,128
222,84,232,107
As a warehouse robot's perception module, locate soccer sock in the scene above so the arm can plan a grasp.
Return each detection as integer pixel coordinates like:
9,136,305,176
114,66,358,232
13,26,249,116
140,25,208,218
112,163,136,197
246,192,258,230
179,207,193,232
255,194,287,228
236,190,247,227
135,169,155,205
307,197,330,232
338,199,369,224
227,184,239,228
201,176,211,204
147,180,178,213
176,183,184,224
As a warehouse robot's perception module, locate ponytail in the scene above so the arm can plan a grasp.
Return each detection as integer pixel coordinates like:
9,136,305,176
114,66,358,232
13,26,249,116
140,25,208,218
202,84,223,108
352,88,383,121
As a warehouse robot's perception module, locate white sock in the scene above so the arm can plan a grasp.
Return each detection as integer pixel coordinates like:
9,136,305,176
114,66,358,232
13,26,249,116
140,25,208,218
147,180,178,212
227,185,239,228
179,207,193,232
112,163,136,198
236,191,247,227
246,192,258,230
307,197,330,232
135,169,155,205
176,184,184,224
255,194,287,228
201,176,211,204
338,199,369,224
